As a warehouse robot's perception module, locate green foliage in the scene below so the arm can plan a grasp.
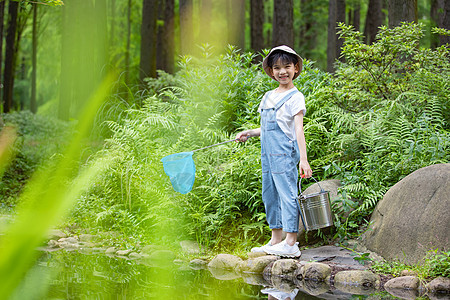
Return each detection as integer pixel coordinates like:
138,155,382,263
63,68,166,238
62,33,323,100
309,23,450,240
370,249,450,279
0,111,73,207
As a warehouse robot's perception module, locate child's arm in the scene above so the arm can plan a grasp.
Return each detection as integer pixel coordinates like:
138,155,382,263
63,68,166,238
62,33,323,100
235,128,261,142
294,112,312,178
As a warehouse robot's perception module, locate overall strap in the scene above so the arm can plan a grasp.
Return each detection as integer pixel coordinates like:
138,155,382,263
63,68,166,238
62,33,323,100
260,91,273,110
274,90,298,110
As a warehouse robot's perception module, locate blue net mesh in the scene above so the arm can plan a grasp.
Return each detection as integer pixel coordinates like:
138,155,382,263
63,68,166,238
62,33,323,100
161,151,196,194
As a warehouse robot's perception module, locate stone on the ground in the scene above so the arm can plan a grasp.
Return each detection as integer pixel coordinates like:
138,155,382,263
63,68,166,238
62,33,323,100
240,255,278,273
302,262,331,282
271,259,300,278
116,249,133,256
384,276,420,290
48,229,67,240
105,247,116,255
334,270,380,289
79,234,96,242
247,251,267,259
128,252,142,259
208,254,243,270
363,164,450,264
426,277,450,293
47,240,60,248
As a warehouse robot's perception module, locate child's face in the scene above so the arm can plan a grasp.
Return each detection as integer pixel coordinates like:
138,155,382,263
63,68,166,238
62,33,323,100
270,59,299,86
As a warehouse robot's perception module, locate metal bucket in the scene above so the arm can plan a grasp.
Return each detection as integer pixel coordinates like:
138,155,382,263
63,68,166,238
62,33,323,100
297,177,334,231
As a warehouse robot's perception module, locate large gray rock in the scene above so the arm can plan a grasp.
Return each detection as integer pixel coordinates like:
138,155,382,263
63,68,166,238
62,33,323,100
363,164,450,264
240,255,278,273
208,254,243,270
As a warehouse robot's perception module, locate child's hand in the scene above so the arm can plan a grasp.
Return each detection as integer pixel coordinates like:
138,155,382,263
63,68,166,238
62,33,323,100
235,131,250,142
299,160,312,178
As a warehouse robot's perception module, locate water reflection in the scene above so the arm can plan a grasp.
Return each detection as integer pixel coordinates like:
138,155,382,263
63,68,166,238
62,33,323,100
13,251,398,299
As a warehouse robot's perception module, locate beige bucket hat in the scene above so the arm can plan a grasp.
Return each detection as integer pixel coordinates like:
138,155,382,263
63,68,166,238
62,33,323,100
262,45,303,80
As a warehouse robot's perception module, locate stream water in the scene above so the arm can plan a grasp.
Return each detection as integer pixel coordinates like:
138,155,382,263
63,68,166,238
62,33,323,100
11,251,397,299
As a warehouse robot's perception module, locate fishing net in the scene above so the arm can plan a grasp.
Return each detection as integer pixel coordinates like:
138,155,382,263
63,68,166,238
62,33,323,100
161,151,196,194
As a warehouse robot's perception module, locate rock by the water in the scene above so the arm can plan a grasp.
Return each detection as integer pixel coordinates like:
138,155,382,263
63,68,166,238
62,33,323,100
384,276,420,290
271,259,300,278
208,254,243,270
105,247,116,255
302,262,331,282
116,249,133,256
240,255,278,273
334,270,380,289
47,229,67,240
363,164,450,264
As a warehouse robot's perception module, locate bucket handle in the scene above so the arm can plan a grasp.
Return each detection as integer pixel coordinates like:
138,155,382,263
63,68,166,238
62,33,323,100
298,176,325,196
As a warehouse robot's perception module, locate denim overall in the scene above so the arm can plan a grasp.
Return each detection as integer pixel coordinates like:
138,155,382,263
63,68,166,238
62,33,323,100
260,90,300,233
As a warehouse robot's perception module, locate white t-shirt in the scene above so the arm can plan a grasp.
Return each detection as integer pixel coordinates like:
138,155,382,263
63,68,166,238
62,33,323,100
258,87,306,141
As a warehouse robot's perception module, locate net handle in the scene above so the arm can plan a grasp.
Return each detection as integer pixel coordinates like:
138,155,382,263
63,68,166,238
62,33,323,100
192,138,238,152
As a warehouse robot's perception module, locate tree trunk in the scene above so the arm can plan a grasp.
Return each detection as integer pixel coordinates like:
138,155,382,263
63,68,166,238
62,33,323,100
229,0,246,50
125,0,132,85
140,0,158,80
0,0,5,104
272,0,294,47
179,0,193,55
349,0,360,32
299,0,317,62
164,0,175,73
437,0,450,46
59,1,71,120
31,3,37,113
336,0,345,61
250,0,264,56
3,0,19,113
364,0,383,44
388,0,417,28
327,0,337,73
157,0,174,73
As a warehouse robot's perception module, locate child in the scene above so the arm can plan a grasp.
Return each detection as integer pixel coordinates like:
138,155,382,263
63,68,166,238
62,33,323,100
236,45,312,258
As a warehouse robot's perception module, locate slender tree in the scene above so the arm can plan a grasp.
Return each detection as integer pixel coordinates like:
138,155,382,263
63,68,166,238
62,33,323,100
432,0,450,46
199,0,212,45
349,0,360,32
0,0,5,103
140,0,158,80
250,0,264,56
299,0,318,59
336,0,345,61
272,0,294,47
327,0,337,72
364,0,383,44
31,2,37,113
229,0,246,50
3,0,19,113
163,0,175,73
388,0,417,28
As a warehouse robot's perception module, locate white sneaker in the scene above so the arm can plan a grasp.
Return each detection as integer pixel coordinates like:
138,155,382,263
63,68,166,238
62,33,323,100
250,242,273,253
265,240,301,258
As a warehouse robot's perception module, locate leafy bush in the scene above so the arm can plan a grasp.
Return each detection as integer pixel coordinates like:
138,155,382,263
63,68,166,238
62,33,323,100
0,111,73,207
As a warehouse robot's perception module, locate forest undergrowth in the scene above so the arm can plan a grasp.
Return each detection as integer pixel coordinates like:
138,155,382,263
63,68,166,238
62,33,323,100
1,23,449,258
